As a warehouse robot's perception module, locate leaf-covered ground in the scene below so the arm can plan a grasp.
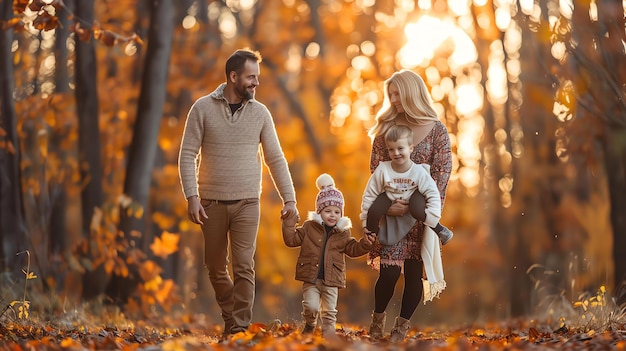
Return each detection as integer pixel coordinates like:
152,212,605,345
1,318,625,351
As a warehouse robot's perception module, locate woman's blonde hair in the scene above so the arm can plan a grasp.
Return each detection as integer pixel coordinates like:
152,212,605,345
368,70,439,139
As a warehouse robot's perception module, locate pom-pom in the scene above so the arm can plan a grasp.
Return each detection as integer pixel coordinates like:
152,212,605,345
316,173,335,190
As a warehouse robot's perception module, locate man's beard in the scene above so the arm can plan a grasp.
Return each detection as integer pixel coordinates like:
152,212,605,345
236,84,254,100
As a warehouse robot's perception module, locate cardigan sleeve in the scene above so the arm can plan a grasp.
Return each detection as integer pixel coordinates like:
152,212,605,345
428,123,452,207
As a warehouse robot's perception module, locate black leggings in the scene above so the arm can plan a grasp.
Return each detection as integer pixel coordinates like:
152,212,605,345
366,191,426,234
373,259,423,320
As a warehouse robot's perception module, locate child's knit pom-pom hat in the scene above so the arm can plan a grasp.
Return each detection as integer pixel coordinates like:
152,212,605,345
315,173,344,214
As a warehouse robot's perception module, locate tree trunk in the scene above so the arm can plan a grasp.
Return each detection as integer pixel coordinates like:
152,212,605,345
74,0,106,300
75,0,104,235
603,128,626,306
120,0,174,237
519,1,578,314
471,0,515,317
108,0,174,303
596,0,626,306
569,0,626,302
50,1,73,258
54,3,72,94
0,0,26,273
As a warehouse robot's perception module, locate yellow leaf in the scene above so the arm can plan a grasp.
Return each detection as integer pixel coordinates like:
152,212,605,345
144,276,163,291
153,212,176,230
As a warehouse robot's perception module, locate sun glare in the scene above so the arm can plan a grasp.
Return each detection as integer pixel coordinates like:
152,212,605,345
399,16,477,70
454,83,483,116
396,15,483,196
218,10,237,39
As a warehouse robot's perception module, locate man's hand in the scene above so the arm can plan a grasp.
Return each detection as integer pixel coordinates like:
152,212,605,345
386,199,409,216
281,201,299,220
187,196,208,225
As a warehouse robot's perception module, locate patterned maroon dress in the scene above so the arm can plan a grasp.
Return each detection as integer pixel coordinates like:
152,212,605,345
367,121,452,270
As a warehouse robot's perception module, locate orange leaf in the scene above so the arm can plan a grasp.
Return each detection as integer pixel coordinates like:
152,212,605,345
131,33,144,45
28,0,46,11
13,0,30,13
248,323,265,333
104,258,115,274
139,260,162,281
529,327,540,342
2,17,23,31
150,232,179,259
33,13,59,31
154,279,175,304
73,22,92,42
60,338,81,348
99,30,118,46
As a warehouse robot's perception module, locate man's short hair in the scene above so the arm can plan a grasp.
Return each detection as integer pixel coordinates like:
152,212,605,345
225,48,262,78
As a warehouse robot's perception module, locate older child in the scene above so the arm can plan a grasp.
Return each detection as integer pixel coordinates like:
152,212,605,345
282,173,376,337
360,125,453,246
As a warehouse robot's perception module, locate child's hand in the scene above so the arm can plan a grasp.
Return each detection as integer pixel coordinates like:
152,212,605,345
281,210,300,225
363,228,377,244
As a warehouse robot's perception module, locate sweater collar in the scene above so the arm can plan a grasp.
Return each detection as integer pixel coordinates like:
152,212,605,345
210,83,253,105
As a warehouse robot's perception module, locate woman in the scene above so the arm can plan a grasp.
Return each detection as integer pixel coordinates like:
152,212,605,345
366,70,452,342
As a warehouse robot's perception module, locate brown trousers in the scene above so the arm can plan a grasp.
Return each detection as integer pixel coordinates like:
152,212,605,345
200,198,260,331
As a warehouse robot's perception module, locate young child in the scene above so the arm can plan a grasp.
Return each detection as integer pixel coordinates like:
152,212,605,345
360,125,453,246
282,173,376,337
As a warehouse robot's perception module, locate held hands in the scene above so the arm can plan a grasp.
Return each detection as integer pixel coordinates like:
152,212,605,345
386,199,409,216
363,228,377,245
187,196,208,225
281,201,299,221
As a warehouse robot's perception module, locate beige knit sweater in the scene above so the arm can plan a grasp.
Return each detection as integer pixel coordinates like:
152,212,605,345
178,83,296,204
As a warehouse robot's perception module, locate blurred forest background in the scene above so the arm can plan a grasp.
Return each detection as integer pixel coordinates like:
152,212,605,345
1,0,625,330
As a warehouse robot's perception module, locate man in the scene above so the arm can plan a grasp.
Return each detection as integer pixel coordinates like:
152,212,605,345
178,48,298,335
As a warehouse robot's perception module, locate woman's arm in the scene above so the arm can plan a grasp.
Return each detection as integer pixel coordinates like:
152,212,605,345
416,167,442,228
429,123,453,206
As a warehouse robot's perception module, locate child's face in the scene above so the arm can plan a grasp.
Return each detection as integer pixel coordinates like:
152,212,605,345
386,137,414,168
320,206,341,227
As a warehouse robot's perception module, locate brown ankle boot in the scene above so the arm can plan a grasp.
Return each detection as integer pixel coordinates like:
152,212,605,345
389,316,410,342
368,311,386,338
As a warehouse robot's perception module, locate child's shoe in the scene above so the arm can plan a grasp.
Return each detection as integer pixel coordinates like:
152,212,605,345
302,324,315,334
438,226,453,245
